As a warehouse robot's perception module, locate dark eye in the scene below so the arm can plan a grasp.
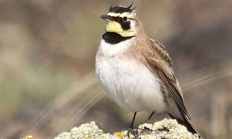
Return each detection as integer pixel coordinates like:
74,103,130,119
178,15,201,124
122,17,127,22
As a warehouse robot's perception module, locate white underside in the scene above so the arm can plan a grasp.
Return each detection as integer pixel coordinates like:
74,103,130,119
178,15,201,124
96,39,167,112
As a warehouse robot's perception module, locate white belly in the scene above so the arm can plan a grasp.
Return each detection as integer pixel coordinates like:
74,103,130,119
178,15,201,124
96,54,167,113
95,39,167,112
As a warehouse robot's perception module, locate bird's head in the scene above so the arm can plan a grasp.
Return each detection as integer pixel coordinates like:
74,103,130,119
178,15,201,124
101,3,139,37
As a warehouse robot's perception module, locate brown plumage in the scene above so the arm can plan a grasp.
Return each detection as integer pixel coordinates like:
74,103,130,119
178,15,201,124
96,4,203,138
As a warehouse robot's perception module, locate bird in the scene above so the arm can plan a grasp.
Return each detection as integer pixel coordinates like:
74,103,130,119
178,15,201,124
95,3,202,138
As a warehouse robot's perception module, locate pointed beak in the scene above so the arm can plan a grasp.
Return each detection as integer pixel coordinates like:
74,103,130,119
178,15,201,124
100,15,114,21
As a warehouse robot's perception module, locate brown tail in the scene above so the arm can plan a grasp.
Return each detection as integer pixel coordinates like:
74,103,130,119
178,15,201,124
168,113,203,139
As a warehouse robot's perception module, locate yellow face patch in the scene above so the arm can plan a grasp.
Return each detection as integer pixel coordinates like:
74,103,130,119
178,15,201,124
105,21,135,37
106,21,123,33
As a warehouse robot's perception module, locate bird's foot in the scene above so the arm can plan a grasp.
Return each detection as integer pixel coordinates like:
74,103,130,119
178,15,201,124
127,127,138,138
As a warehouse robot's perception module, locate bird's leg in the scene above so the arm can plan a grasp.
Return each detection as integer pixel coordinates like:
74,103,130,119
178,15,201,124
127,112,137,137
145,111,155,123
130,112,137,128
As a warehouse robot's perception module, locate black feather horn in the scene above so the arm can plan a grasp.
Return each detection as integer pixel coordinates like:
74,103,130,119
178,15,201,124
127,2,136,12
127,2,133,9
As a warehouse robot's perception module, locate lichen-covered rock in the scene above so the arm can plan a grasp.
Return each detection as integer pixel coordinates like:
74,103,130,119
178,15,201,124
54,121,120,139
54,119,201,139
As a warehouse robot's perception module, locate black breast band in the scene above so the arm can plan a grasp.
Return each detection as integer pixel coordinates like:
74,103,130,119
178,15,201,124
102,32,134,44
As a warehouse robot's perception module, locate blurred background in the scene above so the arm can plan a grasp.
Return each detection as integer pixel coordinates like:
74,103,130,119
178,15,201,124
0,0,232,138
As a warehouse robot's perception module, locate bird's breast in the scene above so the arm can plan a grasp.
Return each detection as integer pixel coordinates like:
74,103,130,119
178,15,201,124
95,39,167,112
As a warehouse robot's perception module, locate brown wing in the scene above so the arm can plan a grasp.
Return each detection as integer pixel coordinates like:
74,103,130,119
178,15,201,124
141,37,188,117
141,38,205,137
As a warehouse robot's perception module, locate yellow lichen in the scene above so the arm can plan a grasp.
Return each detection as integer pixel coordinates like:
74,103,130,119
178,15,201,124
113,132,124,139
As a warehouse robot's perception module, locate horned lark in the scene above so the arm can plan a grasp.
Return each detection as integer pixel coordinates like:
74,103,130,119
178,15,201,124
95,4,202,138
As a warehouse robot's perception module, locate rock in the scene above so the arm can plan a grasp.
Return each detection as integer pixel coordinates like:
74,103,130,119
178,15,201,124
54,119,201,139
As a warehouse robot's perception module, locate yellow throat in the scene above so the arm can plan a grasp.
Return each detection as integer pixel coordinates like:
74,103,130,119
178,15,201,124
105,21,135,37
